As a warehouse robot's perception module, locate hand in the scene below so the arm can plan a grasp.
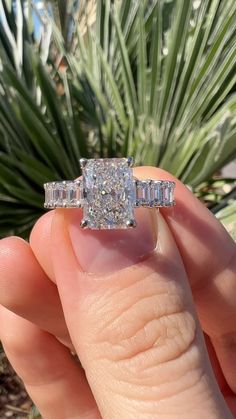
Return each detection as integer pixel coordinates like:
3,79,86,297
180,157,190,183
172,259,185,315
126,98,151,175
0,167,235,419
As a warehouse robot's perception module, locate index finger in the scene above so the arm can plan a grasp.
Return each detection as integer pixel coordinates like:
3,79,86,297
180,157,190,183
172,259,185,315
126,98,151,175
135,166,235,289
135,167,236,393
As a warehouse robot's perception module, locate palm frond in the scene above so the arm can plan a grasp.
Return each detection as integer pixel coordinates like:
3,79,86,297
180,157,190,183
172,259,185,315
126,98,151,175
0,0,235,238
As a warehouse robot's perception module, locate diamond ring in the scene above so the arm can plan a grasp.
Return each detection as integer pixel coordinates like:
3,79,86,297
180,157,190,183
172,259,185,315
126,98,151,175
44,157,175,230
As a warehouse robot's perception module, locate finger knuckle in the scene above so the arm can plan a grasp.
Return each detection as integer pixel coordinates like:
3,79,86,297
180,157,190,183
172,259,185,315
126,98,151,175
88,270,197,373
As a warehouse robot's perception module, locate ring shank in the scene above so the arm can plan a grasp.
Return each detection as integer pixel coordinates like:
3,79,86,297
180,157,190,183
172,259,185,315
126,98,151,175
44,179,175,209
135,180,175,207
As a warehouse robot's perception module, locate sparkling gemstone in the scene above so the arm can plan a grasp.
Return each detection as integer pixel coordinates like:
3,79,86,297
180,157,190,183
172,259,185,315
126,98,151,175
53,184,65,205
66,182,80,206
136,181,145,205
81,158,136,229
136,180,154,206
45,185,52,205
153,181,162,205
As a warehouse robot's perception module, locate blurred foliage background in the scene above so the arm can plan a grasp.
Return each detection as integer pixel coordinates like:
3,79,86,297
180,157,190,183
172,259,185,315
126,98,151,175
0,0,235,241
0,1,235,417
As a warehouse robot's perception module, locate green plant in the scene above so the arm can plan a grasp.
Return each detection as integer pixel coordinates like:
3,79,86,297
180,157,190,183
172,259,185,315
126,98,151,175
0,0,235,238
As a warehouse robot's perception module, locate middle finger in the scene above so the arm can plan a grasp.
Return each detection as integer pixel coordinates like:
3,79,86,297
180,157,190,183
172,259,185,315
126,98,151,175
0,235,71,346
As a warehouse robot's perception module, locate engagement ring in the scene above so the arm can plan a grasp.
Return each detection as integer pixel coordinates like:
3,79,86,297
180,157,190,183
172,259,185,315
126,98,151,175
44,157,175,230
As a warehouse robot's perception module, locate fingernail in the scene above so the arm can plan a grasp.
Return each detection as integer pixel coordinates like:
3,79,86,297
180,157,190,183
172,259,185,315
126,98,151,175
68,208,157,274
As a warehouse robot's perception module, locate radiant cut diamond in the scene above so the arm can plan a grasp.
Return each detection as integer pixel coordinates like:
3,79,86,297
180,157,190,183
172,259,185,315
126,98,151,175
81,158,136,229
44,158,175,219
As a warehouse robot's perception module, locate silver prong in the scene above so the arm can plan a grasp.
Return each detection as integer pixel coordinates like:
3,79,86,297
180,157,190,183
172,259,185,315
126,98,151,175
127,156,134,167
80,219,89,229
126,219,137,228
80,158,88,169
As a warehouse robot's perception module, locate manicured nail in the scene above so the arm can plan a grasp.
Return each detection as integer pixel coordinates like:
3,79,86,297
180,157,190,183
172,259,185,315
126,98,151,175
68,208,157,274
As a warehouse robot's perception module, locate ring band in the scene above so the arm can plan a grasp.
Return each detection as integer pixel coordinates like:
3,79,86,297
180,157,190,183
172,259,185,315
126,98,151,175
44,157,175,229
44,179,175,208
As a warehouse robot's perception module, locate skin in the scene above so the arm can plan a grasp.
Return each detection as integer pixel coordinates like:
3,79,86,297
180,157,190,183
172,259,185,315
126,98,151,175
0,167,235,418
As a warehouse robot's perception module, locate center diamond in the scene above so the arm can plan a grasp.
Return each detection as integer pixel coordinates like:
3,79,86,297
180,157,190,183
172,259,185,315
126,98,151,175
81,158,136,229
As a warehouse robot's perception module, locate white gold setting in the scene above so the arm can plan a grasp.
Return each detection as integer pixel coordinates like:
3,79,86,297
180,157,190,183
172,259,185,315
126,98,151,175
44,157,175,229
44,180,82,208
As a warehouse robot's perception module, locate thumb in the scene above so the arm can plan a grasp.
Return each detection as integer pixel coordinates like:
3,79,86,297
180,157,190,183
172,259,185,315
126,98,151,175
51,207,231,419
